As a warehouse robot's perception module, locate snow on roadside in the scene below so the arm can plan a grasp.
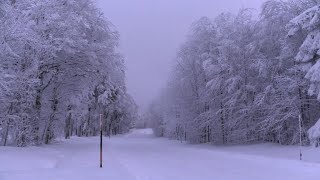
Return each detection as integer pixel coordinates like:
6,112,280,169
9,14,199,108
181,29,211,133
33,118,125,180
0,137,135,180
186,142,320,163
1,129,320,180
308,118,320,146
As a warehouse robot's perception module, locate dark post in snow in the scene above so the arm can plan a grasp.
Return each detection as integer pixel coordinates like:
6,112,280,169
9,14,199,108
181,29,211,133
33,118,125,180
100,114,103,168
299,115,302,161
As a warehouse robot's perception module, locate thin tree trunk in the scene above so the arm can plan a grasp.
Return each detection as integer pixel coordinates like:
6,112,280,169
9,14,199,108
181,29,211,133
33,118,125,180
70,118,74,137
44,80,59,144
33,90,42,145
2,103,14,146
220,100,225,144
3,124,9,146
65,106,71,139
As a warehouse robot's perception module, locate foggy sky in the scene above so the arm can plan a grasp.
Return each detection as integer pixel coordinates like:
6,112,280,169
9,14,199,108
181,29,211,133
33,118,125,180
97,0,265,112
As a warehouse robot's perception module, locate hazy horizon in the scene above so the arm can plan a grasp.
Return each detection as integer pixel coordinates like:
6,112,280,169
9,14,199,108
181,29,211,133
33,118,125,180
97,0,265,112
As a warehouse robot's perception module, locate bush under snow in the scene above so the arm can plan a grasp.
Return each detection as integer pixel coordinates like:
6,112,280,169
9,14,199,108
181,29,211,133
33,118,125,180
308,119,320,147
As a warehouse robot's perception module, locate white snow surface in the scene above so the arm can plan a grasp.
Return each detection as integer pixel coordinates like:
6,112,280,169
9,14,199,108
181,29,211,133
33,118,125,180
1,129,320,180
309,118,320,144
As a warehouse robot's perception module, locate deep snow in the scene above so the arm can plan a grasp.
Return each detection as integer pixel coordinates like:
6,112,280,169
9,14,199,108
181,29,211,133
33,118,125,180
1,129,320,180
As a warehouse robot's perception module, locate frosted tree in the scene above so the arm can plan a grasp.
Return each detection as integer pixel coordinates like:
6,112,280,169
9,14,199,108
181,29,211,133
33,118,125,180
0,0,39,146
0,0,137,146
288,4,320,99
288,2,320,145
148,0,320,146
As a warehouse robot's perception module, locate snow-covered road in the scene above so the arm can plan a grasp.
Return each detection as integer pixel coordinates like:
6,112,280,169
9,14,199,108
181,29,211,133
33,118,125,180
1,129,320,180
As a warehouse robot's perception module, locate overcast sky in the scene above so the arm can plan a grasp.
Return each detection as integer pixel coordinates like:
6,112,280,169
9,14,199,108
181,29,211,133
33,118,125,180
97,0,265,112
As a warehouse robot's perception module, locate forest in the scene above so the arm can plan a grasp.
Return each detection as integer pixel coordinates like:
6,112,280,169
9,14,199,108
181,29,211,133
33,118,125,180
2,0,320,179
147,0,320,146
0,0,138,147
3,0,320,148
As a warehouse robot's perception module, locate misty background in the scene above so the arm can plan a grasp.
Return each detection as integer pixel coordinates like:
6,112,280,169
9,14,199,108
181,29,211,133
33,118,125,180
97,0,265,111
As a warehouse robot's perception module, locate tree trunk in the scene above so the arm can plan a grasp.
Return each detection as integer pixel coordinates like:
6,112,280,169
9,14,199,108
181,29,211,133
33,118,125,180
33,90,42,145
207,125,210,143
2,124,9,146
108,124,112,138
220,100,225,144
65,106,72,139
70,118,74,137
2,103,14,146
44,80,58,144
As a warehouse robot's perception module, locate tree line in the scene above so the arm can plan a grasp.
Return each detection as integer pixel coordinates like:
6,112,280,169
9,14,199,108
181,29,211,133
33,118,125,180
0,0,138,147
147,0,320,146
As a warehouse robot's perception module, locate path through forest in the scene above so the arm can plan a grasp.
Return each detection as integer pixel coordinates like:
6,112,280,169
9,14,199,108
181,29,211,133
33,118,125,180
1,129,320,180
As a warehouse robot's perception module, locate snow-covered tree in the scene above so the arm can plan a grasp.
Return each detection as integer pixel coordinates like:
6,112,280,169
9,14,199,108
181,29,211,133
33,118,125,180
148,0,320,146
0,0,137,146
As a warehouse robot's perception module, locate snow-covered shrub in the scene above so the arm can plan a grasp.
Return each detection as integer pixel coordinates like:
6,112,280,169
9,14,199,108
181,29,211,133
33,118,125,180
308,119,320,147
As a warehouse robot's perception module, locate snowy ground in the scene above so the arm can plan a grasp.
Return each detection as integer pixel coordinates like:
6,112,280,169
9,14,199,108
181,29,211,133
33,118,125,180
1,129,320,180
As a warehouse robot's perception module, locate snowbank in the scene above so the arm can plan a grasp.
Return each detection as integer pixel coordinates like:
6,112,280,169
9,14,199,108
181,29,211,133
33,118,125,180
308,118,320,147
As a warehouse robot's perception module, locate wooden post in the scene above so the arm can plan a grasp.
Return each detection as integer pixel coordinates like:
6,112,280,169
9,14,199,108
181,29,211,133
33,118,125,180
100,114,103,168
299,115,302,161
